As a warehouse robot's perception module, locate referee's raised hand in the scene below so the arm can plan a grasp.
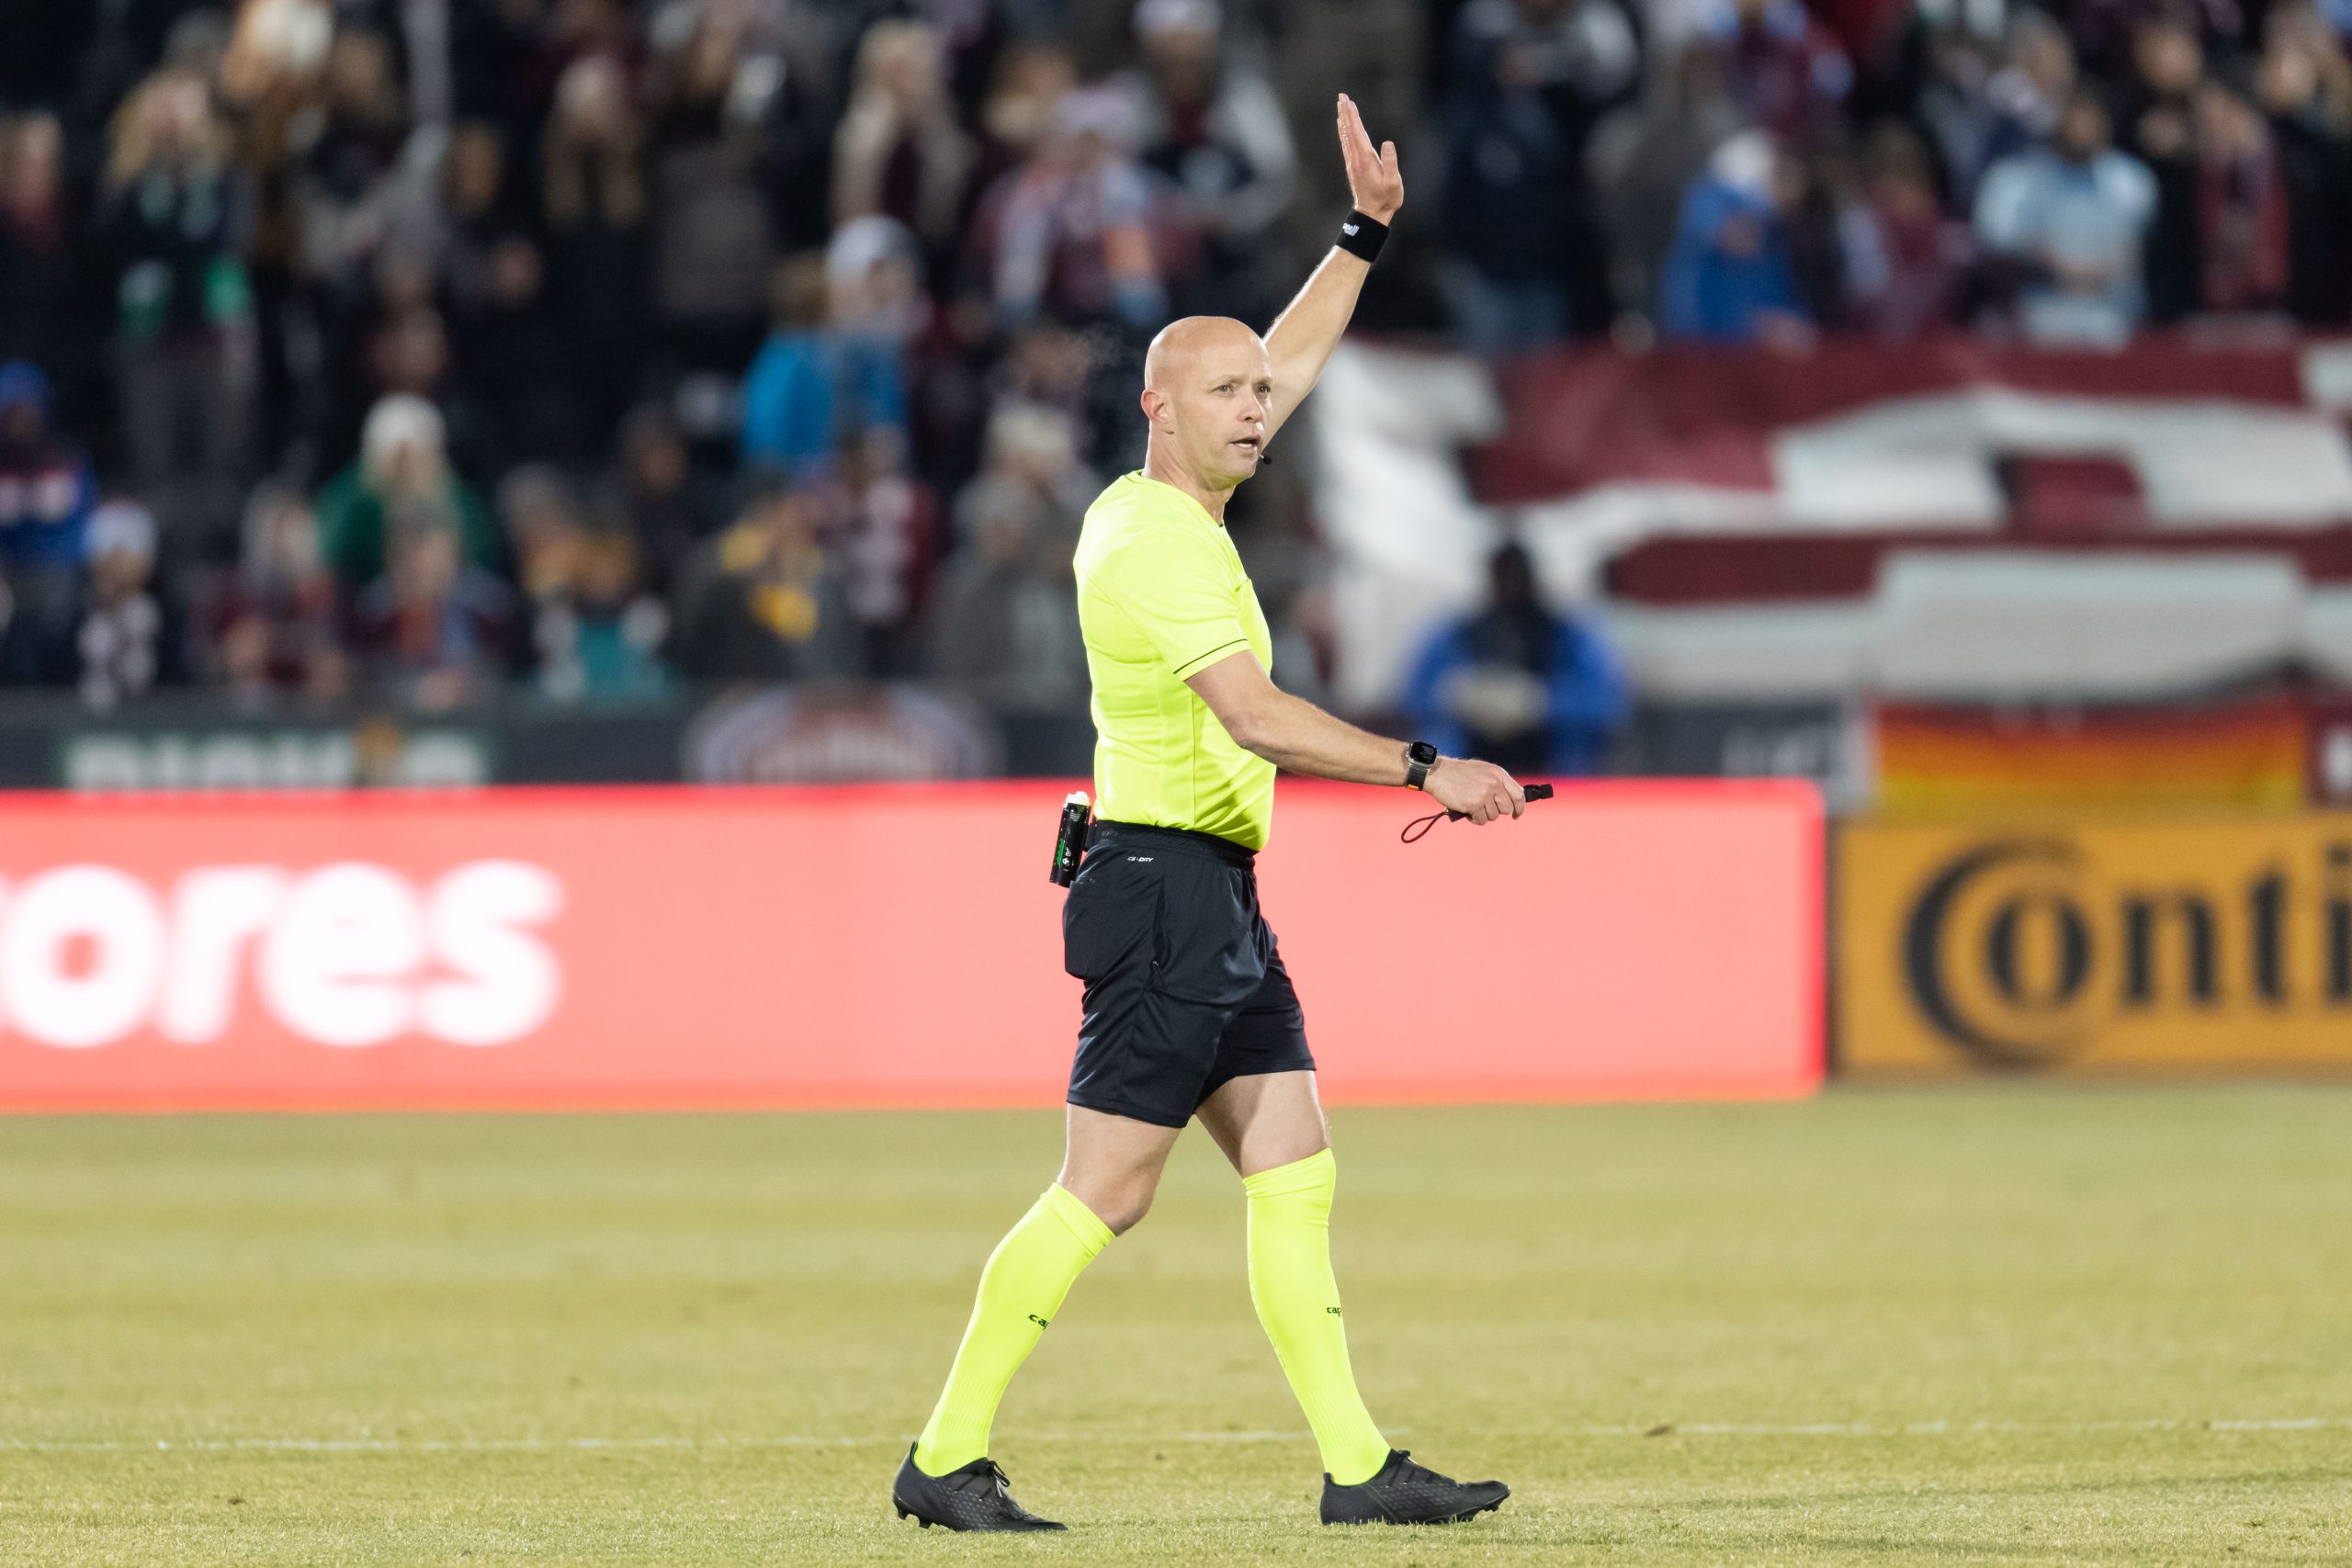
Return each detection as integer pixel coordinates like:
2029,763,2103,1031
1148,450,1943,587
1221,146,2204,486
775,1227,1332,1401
1336,93,1402,222
1424,756,1527,824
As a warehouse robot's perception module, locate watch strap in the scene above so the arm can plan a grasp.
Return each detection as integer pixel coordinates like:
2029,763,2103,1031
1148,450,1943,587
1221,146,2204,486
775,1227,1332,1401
1405,745,1434,791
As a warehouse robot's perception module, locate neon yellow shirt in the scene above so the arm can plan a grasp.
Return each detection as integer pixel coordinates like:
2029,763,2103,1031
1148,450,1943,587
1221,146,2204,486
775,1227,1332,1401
1074,471,1276,849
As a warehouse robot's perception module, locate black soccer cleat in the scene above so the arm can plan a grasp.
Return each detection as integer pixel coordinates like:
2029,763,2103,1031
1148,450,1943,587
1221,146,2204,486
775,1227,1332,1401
1319,1449,1510,1526
891,1443,1068,1532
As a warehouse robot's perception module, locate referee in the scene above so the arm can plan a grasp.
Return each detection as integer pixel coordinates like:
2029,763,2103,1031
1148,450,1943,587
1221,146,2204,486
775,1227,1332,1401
893,94,1525,1532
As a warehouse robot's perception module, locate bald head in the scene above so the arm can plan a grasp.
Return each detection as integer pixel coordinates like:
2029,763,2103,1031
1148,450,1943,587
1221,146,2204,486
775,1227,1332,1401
1144,315,1263,391
1140,316,1272,498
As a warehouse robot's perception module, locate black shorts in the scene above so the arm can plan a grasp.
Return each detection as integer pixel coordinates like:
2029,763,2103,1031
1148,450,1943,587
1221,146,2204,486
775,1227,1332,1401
1060,821,1315,1129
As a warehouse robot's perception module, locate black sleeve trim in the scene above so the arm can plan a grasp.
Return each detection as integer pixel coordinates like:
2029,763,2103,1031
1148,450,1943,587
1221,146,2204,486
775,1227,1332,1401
1173,637,1251,679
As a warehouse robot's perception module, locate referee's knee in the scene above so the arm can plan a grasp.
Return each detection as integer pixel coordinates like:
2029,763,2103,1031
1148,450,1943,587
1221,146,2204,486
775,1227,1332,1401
1060,1178,1154,1236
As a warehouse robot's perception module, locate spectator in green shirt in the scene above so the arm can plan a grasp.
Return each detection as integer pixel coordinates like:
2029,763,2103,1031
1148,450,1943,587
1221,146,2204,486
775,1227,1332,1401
315,394,500,591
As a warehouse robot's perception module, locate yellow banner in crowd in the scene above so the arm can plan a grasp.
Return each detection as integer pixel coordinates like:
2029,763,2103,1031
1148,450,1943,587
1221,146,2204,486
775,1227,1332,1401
1837,814,2352,1076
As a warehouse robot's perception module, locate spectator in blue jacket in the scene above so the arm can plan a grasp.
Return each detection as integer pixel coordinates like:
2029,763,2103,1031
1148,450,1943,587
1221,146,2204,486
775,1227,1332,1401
740,252,909,481
0,359,96,682
1404,541,1629,777
1657,130,1813,344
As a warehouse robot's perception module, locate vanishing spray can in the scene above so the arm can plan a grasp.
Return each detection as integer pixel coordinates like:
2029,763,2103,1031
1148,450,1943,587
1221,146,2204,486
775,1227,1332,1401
1049,791,1091,886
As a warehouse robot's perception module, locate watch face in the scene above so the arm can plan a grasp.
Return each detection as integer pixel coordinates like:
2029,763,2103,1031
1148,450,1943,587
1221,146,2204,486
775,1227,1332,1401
1408,741,1439,765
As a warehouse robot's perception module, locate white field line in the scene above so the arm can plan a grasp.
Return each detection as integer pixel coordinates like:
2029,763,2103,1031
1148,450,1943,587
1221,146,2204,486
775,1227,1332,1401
0,1417,2345,1455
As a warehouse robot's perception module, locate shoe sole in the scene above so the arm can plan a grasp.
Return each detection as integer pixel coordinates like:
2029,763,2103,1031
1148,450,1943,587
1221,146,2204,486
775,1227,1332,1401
1324,1488,1511,1526
893,1500,1064,1532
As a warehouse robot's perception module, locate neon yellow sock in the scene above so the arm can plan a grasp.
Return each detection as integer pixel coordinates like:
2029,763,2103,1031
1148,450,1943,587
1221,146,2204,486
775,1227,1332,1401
1243,1148,1391,1485
913,1183,1113,1475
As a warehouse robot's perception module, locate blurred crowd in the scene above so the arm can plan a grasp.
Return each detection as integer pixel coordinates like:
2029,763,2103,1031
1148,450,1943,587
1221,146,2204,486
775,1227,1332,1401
1457,0,2352,351
0,0,2346,719
0,0,1331,716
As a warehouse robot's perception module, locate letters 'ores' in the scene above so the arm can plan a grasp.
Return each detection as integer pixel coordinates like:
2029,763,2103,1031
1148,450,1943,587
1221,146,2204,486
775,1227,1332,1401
0,861,564,1051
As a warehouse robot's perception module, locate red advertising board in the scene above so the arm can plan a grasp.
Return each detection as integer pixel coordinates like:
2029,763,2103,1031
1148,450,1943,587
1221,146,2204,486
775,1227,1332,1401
0,781,1821,1111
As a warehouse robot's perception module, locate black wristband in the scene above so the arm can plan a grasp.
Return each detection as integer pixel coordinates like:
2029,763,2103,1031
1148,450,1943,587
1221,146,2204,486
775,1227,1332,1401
1336,209,1388,264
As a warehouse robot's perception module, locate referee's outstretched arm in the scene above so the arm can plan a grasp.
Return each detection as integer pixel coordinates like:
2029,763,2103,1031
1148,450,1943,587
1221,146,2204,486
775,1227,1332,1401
1189,650,1527,825
1259,93,1397,446
1182,91,1523,827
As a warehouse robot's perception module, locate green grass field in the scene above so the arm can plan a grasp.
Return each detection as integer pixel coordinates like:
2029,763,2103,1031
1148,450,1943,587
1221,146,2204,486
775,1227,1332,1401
4,1088,2349,1566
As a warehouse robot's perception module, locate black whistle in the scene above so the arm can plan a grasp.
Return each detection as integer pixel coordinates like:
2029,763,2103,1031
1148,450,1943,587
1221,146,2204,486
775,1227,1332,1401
1448,781,1554,821
1049,792,1092,886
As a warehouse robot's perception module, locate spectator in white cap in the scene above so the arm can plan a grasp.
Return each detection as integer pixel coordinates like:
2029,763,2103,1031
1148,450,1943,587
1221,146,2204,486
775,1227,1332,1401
1118,0,1299,319
75,498,185,710
315,393,501,591
828,213,934,348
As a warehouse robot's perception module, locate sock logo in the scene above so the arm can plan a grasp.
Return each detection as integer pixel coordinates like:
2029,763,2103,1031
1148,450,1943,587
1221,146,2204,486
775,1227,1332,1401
1027,1314,1050,1328
1326,1306,1342,1316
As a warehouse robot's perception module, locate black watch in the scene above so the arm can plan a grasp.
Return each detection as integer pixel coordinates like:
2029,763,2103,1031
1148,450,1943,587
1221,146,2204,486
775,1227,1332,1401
1405,740,1439,791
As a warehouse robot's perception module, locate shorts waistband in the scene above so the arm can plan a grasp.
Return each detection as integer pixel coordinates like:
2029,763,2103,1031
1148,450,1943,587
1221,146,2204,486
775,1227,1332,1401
1090,819,1257,868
